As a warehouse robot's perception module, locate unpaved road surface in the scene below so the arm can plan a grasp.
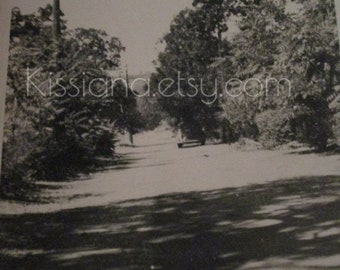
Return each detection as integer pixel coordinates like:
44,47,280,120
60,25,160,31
0,128,339,269
1,127,339,214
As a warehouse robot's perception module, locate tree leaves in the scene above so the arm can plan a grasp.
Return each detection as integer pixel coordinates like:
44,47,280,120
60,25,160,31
2,4,137,187
152,0,338,148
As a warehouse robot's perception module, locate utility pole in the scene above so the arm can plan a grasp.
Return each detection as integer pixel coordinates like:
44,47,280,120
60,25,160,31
53,0,61,40
125,66,130,87
125,67,134,145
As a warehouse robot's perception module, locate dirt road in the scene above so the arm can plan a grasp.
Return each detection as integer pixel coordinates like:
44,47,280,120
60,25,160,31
0,126,339,214
0,127,339,269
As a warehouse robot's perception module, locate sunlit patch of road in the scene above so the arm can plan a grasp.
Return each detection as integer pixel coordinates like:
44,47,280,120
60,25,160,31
0,127,339,215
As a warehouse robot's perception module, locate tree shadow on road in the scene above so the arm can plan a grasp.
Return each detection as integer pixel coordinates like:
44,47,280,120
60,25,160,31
0,175,339,269
92,154,143,172
284,144,340,156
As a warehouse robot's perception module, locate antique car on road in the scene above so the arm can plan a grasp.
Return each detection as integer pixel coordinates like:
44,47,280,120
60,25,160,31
176,124,206,148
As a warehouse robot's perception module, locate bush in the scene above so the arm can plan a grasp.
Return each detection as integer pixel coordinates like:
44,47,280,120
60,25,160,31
255,108,292,149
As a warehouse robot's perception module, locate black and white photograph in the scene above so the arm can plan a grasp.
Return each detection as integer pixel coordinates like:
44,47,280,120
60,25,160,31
0,0,339,269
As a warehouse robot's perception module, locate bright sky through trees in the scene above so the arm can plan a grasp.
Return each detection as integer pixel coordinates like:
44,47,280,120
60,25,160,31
11,0,194,74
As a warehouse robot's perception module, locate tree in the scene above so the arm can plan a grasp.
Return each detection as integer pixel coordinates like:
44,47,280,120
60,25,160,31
215,0,339,149
151,7,227,137
1,3,137,198
152,0,339,149
223,0,293,143
282,0,339,149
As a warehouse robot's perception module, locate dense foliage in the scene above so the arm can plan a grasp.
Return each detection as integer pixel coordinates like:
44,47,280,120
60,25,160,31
1,4,139,198
151,0,339,149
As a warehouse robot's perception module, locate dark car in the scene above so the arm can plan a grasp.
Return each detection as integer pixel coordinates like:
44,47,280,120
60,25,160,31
176,124,206,148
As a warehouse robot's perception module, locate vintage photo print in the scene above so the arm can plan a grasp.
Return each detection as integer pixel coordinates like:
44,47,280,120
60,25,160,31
0,0,339,269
